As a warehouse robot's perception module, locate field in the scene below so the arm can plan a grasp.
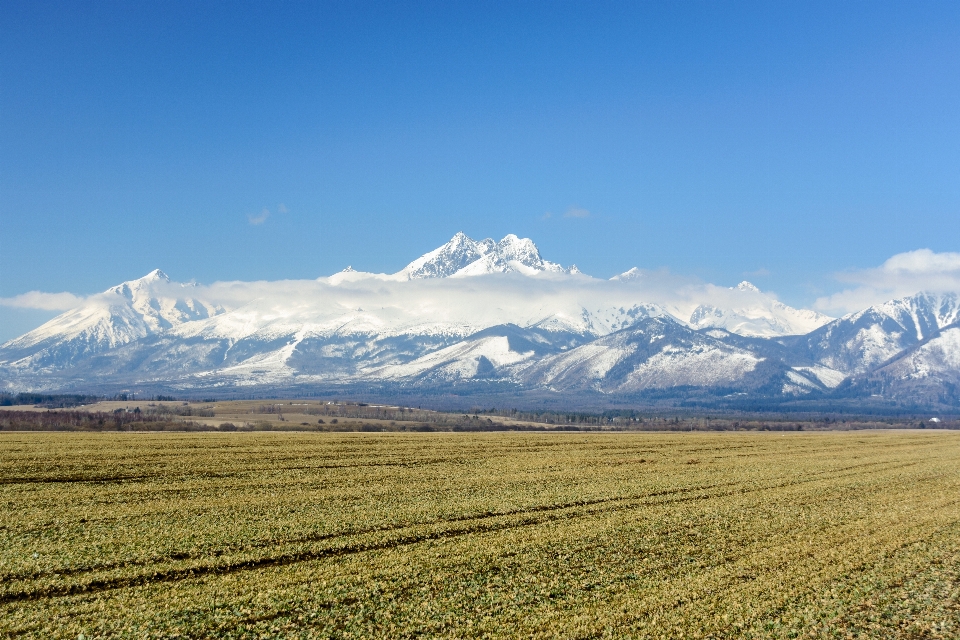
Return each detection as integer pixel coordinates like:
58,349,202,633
2,431,960,638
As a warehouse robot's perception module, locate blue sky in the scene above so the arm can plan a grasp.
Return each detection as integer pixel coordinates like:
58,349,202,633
2,1,960,340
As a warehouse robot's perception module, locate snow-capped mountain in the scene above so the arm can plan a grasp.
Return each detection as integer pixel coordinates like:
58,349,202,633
399,232,574,279
3,232,958,408
519,316,768,394
0,270,223,372
687,281,833,338
856,323,960,405
786,292,960,375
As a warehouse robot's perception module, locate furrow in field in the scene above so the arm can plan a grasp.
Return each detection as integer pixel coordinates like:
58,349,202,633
0,459,924,603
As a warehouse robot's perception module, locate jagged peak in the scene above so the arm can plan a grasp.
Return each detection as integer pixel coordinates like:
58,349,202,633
104,269,171,297
844,290,960,331
496,234,540,259
398,232,574,279
142,269,170,282
735,281,760,293
610,267,642,281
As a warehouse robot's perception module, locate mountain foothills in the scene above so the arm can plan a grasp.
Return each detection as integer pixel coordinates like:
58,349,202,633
2,233,959,410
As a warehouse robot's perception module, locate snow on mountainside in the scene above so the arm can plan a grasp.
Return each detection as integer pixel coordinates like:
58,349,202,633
106,269,221,332
399,232,492,279
605,272,832,338
609,267,643,281
399,233,574,278
876,324,960,382
0,270,223,371
518,316,769,394
789,292,960,375
369,324,591,384
845,322,960,406
687,282,833,338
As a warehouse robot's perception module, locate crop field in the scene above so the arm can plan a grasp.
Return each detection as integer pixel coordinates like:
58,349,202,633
2,431,960,638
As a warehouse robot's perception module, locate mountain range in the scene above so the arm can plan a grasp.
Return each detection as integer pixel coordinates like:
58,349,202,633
3,233,959,411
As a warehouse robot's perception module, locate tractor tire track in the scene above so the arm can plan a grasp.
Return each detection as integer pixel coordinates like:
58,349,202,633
0,460,920,604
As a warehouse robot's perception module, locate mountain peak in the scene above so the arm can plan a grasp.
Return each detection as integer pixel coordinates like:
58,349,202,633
106,270,171,297
143,269,170,282
735,281,760,292
400,233,491,279
399,232,576,279
611,267,642,281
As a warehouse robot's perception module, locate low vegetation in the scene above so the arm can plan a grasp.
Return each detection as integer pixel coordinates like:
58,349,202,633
0,410,206,432
0,392,99,408
2,430,959,637
2,398,955,432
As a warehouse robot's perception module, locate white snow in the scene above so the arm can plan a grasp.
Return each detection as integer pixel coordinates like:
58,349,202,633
621,347,760,391
0,270,224,366
885,327,960,380
398,232,575,279
686,293,832,337
735,281,761,293
793,366,847,388
374,336,533,381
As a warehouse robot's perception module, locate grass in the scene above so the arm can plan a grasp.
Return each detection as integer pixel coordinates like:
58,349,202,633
2,431,959,638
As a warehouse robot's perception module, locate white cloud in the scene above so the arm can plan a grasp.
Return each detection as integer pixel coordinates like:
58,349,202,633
248,204,289,226
815,249,960,314
0,291,85,311
563,206,591,219
248,208,271,225
172,266,824,340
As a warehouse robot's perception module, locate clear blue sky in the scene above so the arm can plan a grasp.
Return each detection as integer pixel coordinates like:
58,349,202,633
2,1,960,338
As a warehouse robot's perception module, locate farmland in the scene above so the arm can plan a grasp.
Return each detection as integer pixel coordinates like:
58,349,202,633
3,397,952,432
2,431,959,638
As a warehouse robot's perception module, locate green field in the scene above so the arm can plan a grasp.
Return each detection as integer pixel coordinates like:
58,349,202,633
2,431,959,638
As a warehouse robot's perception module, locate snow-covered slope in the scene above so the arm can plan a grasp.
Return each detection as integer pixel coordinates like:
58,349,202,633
687,282,832,337
368,324,589,384
788,292,960,375
398,233,575,278
399,232,493,279
519,316,770,394
0,270,223,372
847,322,960,405
875,324,960,382
605,273,833,338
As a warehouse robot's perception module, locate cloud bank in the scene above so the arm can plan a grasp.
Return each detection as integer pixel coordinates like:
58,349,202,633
0,291,85,311
816,249,960,314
